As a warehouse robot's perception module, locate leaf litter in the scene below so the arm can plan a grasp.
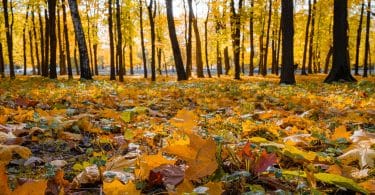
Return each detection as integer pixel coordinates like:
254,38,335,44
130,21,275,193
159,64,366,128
0,75,374,194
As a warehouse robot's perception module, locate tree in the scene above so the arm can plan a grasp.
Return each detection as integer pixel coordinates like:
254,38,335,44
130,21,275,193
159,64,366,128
301,0,312,75
165,0,187,81
280,0,295,85
230,0,242,80
62,0,73,79
249,0,254,76
43,8,50,77
147,0,157,81
0,42,4,78
57,2,67,75
185,0,192,77
189,0,204,78
262,0,272,76
68,0,92,80
354,1,365,76
22,5,30,75
31,7,41,75
307,0,316,74
204,0,212,78
139,0,147,78
38,6,44,76
363,0,371,78
2,0,15,79
48,0,58,79
108,0,115,80
324,0,356,83
116,0,124,82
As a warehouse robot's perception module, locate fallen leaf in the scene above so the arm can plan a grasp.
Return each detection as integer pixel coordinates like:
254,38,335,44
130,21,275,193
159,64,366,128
71,165,100,189
170,109,198,133
338,143,375,168
135,152,175,180
103,180,140,195
0,145,32,164
12,180,47,195
331,125,351,141
149,164,184,187
359,179,375,194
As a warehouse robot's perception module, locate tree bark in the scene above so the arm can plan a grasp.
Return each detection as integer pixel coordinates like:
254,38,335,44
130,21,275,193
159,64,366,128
324,0,356,83
249,0,254,76
43,8,49,77
165,0,187,81
147,0,156,81
116,0,124,81
230,0,242,80
224,47,230,75
31,8,41,75
57,4,66,75
48,0,58,79
363,0,371,77
262,0,272,76
307,0,316,74
324,45,333,74
130,44,134,75
68,0,92,80
62,0,72,79
23,5,30,75
280,0,296,84
38,6,44,75
139,0,147,78
2,0,15,79
354,1,365,76
185,0,192,77
204,1,212,78
108,0,115,80
188,0,204,78
301,0,311,75
0,43,4,78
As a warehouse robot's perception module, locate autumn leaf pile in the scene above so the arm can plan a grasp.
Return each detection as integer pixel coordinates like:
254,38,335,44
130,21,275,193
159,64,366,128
0,75,374,194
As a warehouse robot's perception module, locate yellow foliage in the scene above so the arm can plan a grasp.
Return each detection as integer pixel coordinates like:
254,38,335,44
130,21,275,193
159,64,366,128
135,152,176,180
331,125,351,141
103,180,140,195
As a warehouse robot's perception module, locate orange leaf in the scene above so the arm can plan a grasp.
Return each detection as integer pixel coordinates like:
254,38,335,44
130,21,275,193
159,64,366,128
331,125,351,141
135,152,175,180
0,164,11,195
12,180,48,195
170,109,198,133
359,179,375,194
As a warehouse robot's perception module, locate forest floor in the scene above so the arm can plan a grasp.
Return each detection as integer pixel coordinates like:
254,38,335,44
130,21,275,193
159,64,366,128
0,74,374,194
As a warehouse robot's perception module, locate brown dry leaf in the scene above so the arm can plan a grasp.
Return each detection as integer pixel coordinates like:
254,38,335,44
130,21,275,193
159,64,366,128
338,143,375,168
331,125,351,141
359,179,375,194
0,145,32,164
135,152,176,180
170,109,198,133
12,180,48,195
58,131,83,141
103,180,140,195
326,165,342,175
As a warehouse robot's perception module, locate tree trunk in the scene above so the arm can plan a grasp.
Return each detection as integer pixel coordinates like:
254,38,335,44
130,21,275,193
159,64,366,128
62,0,72,79
157,48,162,75
276,23,281,75
230,0,242,80
224,47,230,75
86,3,94,76
185,0,192,77
0,43,4,78
241,25,245,74
130,44,134,75
139,0,147,78
262,0,272,76
31,9,40,75
29,29,36,75
74,41,79,75
165,0,187,81
23,6,30,75
48,0,58,79
108,0,115,80
43,8,49,77
188,0,204,78
354,1,365,76
204,2,212,78
38,6,44,75
307,0,316,74
324,0,356,83
116,0,124,81
68,0,92,80
58,4,66,75
301,0,311,75
93,44,98,76
249,0,254,76
363,0,371,77
147,0,156,81
2,0,15,79
280,0,295,85
324,45,333,74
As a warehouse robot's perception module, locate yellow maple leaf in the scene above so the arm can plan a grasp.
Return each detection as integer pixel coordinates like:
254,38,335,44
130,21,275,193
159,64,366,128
331,125,351,141
170,109,198,133
135,152,175,180
103,180,140,195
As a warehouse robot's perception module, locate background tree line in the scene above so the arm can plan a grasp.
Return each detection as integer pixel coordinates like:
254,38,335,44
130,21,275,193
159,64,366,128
0,0,373,84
